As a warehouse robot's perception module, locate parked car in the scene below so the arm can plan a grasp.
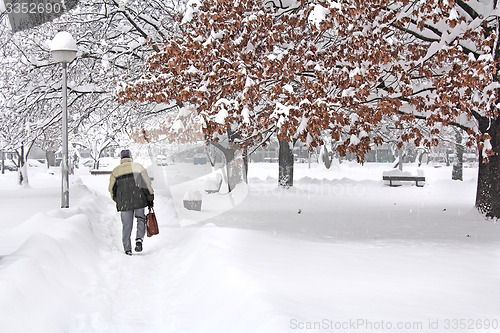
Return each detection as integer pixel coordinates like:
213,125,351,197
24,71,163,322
193,154,207,165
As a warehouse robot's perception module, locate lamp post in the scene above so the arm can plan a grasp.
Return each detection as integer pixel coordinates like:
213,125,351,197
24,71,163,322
51,31,77,208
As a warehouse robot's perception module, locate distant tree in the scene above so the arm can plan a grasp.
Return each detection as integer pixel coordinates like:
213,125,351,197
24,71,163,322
71,104,132,169
0,0,185,182
452,129,465,181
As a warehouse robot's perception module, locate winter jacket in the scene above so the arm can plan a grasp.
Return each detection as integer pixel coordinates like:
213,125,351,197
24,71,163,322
108,158,154,211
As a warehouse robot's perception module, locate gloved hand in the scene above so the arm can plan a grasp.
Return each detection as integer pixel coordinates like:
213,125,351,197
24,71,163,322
147,201,154,208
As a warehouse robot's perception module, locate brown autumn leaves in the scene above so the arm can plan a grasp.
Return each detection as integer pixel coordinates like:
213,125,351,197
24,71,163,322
117,0,498,162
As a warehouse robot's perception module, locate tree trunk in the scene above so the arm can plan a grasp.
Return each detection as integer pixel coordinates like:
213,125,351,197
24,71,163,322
475,117,500,219
398,150,403,171
206,145,217,167
321,145,332,169
452,129,463,181
225,147,247,192
46,150,56,168
278,138,294,188
210,141,247,192
393,149,404,170
17,145,28,186
416,149,423,167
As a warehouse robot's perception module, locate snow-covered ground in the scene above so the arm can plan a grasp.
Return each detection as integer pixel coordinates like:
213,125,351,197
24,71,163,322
0,160,499,333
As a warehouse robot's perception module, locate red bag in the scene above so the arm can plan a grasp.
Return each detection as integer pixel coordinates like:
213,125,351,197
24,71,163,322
146,207,159,237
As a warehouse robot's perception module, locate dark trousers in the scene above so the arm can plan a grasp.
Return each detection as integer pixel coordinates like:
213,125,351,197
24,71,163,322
120,208,146,252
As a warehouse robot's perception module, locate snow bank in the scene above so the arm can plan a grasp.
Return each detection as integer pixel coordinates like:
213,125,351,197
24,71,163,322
0,230,95,333
0,177,105,333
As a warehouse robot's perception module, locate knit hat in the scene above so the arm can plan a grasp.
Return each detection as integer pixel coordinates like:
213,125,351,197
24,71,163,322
120,149,132,159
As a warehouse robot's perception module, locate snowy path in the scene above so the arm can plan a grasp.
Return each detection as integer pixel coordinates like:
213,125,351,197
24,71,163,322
76,184,285,333
69,176,181,332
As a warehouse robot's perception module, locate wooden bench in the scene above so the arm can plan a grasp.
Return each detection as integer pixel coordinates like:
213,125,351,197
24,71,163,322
90,169,154,181
383,175,425,187
90,170,112,175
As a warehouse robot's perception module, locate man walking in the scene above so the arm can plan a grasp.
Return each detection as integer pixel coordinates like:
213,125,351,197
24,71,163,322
108,149,154,255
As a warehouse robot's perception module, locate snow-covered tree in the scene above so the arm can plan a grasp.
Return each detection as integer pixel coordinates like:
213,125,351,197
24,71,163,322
116,0,323,189
0,0,186,181
118,0,498,218
308,0,499,218
71,103,132,169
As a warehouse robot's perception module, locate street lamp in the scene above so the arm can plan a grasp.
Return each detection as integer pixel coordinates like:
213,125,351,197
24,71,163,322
51,31,77,208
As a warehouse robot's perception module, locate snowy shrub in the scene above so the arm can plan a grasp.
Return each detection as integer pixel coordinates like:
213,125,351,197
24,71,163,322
183,190,202,201
205,174,223,193
183,191,202,211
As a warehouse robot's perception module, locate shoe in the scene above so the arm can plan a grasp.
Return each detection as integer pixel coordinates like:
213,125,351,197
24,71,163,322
135,239,143,252
125,250,132,256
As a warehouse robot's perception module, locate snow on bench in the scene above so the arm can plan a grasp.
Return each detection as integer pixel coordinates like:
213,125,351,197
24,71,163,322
382,170,425,187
